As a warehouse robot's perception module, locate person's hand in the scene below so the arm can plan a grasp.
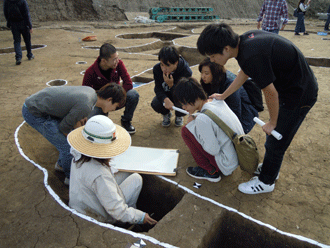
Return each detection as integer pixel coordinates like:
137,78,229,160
209,93,225,100
187,115,195,124
163,72,174,88
262,121,276,136
257,21,261,29
30,28,33,34
143,213,157,225
163,98,174,110
74,117,87,129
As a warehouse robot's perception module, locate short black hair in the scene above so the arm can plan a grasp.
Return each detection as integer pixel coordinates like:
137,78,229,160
99,43,117,59
158,46,180,66
174,77,207,105
97,83,126,108
197,23,239,56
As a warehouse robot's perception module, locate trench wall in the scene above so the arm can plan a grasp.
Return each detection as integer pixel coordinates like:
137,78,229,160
0,0,329,23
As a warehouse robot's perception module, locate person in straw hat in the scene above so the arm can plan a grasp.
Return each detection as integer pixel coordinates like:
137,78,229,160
67,115,157,225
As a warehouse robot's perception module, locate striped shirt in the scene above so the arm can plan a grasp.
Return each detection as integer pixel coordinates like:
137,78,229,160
257,0,288,31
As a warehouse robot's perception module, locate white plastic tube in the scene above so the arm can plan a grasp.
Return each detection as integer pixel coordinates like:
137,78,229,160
163,103,189,115
172,106,189,115
253,117,283,140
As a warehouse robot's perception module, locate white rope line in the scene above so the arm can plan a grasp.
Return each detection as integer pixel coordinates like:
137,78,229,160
14,121,177,248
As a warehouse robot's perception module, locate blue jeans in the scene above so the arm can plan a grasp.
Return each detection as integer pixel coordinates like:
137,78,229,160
88,89,139,121
295,13,306,33
11,21,33,61
22,104,72,178
259,97,317,184
263,28,279,34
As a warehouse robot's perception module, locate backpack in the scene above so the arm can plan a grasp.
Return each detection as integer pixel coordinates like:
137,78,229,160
242,78,264,112
7,0,24,22
293,8,298,17
201,109,259,175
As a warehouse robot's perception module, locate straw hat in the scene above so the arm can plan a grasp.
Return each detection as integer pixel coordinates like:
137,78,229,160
67,115,131,159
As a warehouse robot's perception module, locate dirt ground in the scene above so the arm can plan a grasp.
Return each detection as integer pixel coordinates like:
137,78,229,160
0,16,330,247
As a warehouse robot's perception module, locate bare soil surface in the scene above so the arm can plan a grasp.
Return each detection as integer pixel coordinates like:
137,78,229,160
0,17,329,247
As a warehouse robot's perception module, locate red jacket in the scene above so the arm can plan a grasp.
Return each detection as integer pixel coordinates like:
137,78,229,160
82,57,133,92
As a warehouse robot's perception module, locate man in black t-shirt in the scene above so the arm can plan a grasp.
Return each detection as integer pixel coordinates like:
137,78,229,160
197,23,318,194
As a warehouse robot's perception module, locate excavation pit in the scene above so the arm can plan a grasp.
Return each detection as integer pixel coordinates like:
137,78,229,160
46,79,67,86
116,32,189,41
76,61,87,64
0,44,46,54
202,211,320,248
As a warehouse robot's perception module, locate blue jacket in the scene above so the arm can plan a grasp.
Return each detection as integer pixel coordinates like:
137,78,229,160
202,70,258,134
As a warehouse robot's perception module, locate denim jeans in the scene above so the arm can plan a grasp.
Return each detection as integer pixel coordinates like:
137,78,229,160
22,104,72,178
259,97,317,185
151,96,186,117
11,21,33,61
263,28,279,34
295,13,306,33
88,89,139,122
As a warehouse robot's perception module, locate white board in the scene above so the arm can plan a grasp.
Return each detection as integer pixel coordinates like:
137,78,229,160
110,146,179,176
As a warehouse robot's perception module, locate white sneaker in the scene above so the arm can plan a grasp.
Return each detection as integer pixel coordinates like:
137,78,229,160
55,162,64,172
64,177,70,186
238,176,275,194
254,163,279,180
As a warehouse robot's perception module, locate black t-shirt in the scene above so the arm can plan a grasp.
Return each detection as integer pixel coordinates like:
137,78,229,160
236,30,318,108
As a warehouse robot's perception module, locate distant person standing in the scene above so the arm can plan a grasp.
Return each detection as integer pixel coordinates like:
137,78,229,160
257,0,289,34
295,0,311,35
324,4,330,31
3,0,34,65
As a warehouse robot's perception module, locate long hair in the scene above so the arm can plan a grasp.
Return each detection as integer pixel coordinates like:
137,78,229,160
75,154,110,168
198,58,226,96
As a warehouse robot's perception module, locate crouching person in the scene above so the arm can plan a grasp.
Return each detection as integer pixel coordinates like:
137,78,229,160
67,115,157,225
173,77,244,182
22,83,126,185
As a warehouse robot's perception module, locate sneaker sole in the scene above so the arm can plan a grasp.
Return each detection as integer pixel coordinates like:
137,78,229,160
186,169,221,183
127,130,136,134
162,123,171,127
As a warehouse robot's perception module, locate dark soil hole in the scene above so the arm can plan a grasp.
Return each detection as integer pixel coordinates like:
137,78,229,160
125,174,185,233
117,32,189,41
46,79,67,86
0,44,46,54
76,61,87,64
132,76,153,88
305,57,330,67
202,211,320,248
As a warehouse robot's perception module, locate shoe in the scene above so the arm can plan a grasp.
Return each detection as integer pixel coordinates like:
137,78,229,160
174,116,184,126
55,162,64,172
162,112,172,127
303,32,309,35
324,29,329,32
16,59,21,65
64,177,70,186
121,119,136,134
238,176,275,194
254,163,279,180
295,32,300,35
186,166,221,183
28,55,34,60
